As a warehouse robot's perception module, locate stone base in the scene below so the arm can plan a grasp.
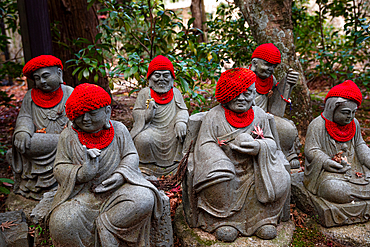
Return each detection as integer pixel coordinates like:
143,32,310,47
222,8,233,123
0,210,29,247
4,192,39,223
174,204,295,247
320,221,370,246
291,172,370,227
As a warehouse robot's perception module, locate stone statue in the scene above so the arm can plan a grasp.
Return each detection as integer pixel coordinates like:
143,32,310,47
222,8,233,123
48,83,163,246
130,55,189,177
183,68,290,242
250,43,301,168
303,80,370,227
8,55,73,200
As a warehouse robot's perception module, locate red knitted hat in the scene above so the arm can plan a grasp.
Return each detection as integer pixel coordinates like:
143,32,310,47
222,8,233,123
216,68,256,104
65,83,111,121
325,80,362,106
23,55,63,79
147,55,175,79
251,43,281,64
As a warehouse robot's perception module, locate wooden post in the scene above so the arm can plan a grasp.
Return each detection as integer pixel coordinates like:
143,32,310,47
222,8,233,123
17,0,53,89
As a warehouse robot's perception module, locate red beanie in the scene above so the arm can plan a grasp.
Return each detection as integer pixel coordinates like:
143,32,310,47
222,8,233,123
23,55,63,79
216,68,256,104
252,43,281,64
147,55,175,79
65,83,111,121
325,80,362,106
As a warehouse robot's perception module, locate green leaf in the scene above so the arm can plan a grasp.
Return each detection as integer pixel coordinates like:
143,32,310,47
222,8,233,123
83,68,89,79
78,70,83,81
0,178,14,184
0,186,10,194
72,67,80,76
94,74,99,83
95,33,102,43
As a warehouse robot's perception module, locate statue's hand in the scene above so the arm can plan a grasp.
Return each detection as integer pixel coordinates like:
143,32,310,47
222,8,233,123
175,122,187,142
14,132,31,154
323,159,351,173
145,100,157,123
78,145,101,182
94,173,125,193
286,68,299,85
229,141,261,156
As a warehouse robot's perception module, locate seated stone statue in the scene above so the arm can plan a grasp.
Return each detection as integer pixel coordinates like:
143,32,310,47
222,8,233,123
186,68,290,242
303,80,370,227
48,83,162,246
130,55,189,177
250,43,301,168
9,55,73,200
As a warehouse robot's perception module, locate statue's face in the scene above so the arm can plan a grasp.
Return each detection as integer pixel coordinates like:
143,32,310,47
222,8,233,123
333,101,357,126
148,70,174,94
74,106,111,133
224,84,256,113
251,58,277,79
33,66,63,92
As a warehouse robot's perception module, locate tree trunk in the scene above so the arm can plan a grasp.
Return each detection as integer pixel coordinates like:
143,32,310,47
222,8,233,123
47,0,110,93
234,0,312,140
190,0,207,42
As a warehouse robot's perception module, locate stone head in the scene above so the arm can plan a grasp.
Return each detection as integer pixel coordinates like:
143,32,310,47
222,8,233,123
323,80,362,124
215,67,257,113
65,83,112,132
147,55,175,94
250,43,281,79
23,55,64,92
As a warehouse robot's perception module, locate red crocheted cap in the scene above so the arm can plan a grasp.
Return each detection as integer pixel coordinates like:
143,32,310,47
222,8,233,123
23,55,63,79
251,43,281,64
216,68,256,104
65,83,111,121
147,55,175,79
325,80,362,106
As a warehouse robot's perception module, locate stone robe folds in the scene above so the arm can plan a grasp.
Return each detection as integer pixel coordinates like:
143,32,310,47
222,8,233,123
11,84,73,200
48,120,162,247
131,87,189,176
193,105,290,235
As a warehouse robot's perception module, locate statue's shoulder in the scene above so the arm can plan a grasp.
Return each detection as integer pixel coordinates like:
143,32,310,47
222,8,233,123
252,106,270,119
111,120,129,134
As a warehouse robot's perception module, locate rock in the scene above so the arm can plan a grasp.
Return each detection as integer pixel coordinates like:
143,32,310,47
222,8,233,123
0,210,29,247
150,190,174,247
174,204,295,247
31,190,56,225
4,192,39,222
320,221,370,246
290,172,315,215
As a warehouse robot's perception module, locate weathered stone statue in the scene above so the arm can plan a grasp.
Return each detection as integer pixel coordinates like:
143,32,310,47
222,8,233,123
130,55,189,177
48,83,163,246
183,68,291,242
9,55,73,200
302,80,370,227
250,43,301,168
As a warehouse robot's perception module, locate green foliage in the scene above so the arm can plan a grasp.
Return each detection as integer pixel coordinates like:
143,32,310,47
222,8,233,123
206,3,257,67
0,178,14,195
292,0,370,88
0,90,15,107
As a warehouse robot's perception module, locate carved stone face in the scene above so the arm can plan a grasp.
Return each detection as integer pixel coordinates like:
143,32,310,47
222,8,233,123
148,70,174,94
74,106,111,133
333,101,357,126
251,58,277,79
224,84,256,113
33,66,63,92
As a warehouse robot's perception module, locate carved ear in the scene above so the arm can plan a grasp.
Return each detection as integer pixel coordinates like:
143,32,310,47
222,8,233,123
72,121,79,130
104,106,112,129
57,68,63,83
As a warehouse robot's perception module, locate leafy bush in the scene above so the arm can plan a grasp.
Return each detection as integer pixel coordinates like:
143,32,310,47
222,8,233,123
0,178,14,194
292,0,370,88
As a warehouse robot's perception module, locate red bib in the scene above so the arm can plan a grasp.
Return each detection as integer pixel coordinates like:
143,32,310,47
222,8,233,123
73,121,115,149
150,88,174,104
321,113,356,142
31,86,63,108
255,75,274,95
223,106,254,128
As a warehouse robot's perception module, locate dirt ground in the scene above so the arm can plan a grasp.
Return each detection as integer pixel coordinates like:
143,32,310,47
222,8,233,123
0,80,369,246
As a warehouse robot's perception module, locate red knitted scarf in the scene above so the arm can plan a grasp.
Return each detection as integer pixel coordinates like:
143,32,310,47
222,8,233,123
223,106,254,128
321,113,356,142
73,121,115,149
31,86,63,108
256,76,274,95
150,88,174,104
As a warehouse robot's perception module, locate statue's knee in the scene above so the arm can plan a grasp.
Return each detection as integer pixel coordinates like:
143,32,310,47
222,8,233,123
134,131,153,147
318,180,352,204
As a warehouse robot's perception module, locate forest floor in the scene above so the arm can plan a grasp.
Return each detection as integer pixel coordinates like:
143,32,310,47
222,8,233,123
0,79,369,246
